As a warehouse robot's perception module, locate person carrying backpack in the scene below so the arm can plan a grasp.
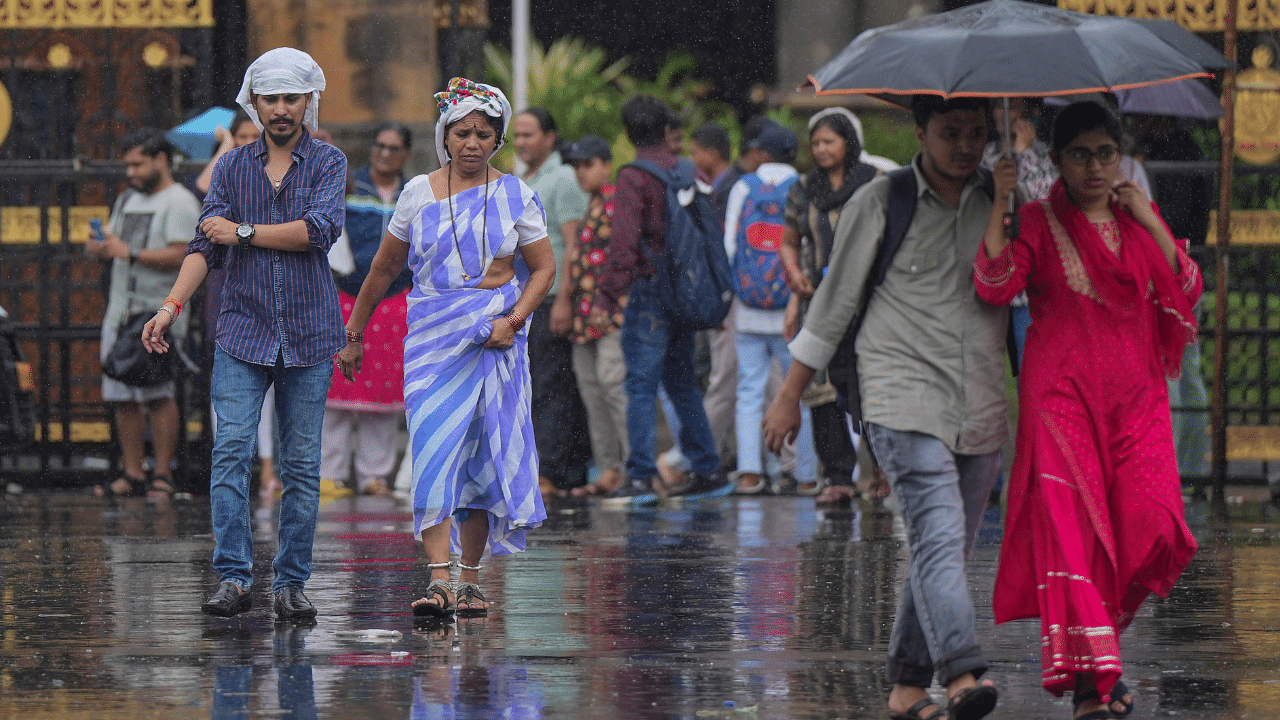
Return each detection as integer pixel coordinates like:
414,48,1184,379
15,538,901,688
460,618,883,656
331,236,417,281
764,96,1014,720
722,125,818,495
589,95,731,506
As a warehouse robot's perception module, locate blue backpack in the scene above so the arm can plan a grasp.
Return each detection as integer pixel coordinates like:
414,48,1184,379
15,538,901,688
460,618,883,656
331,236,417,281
733,173,797,309
627,158,734,330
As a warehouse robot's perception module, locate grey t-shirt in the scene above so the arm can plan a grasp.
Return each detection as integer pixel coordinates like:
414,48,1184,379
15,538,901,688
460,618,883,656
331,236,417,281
101,183,201,335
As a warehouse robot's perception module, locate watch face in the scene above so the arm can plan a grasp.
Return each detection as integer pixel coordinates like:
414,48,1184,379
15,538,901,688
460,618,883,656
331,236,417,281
236,224,251,239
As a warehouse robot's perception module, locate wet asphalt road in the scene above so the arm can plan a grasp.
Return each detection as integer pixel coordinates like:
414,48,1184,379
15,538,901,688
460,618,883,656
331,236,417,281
1,491,1278,719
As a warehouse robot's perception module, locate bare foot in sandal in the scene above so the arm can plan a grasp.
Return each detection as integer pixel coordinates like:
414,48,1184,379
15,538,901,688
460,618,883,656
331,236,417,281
571,468,623,498
816,484,858,506
412,562,455,618
456,562,489,617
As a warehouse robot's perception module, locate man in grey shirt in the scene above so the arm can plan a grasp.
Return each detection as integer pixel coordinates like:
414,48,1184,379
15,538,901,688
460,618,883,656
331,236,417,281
765,96,1016,720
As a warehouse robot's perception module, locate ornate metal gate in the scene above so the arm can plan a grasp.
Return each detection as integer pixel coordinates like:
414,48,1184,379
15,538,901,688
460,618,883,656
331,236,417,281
0,1,217,489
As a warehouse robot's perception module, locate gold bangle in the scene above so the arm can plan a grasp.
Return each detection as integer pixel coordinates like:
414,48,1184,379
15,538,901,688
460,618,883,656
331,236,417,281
346,330,364,344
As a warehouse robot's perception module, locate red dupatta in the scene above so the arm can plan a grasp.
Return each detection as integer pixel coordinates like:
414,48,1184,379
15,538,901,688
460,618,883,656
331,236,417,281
1047,180,1197,378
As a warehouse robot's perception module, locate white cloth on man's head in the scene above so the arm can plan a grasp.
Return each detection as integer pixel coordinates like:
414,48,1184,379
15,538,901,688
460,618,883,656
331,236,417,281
236,47,326,132
432,77,513,167
808,107,900,172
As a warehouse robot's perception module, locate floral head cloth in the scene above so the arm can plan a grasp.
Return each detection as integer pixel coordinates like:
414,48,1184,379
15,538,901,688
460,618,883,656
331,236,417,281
433,77,513,166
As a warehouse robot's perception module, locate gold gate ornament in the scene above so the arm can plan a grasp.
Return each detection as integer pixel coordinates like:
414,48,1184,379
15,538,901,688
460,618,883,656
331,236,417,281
1234,46,1280,165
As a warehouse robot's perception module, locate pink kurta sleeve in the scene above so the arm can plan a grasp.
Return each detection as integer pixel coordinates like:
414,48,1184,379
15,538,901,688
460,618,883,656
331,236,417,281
1172,243,1203,305
974,204,1043,306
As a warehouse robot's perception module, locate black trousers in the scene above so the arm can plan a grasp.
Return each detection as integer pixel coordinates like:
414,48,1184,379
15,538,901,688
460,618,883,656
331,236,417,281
527,301,592,488
810,400,857,486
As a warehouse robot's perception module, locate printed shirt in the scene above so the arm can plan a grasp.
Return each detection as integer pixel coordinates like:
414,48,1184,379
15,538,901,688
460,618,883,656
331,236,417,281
187,128,348,368
569,185,624,344
789,154,1008,455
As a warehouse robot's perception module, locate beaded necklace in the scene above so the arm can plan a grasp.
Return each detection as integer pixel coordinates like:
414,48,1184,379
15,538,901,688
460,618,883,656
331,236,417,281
447,165,489,281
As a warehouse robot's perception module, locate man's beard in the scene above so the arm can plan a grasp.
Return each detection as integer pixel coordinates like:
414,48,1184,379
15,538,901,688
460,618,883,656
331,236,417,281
131,172,160,194
267,121,300,146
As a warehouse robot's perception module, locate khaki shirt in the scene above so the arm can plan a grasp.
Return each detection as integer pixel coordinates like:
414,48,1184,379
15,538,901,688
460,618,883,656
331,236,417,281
789,154,1008,455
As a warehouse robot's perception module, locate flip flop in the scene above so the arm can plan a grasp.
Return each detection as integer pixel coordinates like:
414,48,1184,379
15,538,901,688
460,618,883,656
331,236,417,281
816,484,858,506
456,582,488,617
947,683,997,720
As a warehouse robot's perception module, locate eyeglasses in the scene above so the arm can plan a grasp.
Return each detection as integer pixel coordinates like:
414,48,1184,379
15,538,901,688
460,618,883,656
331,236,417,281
372,142,406,154
1062,145,1119,166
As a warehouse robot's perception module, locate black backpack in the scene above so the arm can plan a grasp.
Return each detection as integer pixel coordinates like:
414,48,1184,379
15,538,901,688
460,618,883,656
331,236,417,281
626,158,734,330
0,313,36,452
828,165,1016,419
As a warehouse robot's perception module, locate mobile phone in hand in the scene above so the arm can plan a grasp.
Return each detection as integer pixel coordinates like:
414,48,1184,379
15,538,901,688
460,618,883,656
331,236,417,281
89,218,104,242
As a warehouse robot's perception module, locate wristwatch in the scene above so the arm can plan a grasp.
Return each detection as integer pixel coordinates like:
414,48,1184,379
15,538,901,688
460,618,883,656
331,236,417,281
236,223,255,248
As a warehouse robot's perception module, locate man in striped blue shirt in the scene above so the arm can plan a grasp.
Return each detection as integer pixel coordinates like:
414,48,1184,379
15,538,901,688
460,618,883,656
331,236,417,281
143,48,347,621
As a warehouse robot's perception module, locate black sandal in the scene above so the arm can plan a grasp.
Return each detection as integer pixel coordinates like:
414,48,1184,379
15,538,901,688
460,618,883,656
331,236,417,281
1108,680,1133,718
1073,685,1116,720
890,697,946,720
95,474,145,499
411,578,454,619
947,683,997,720
456,581,488,617
147,474,175,499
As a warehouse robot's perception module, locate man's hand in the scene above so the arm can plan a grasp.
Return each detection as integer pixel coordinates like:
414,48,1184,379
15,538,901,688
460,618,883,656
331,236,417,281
549,295,573,336
763,392,802,455
335,341,363,381
200,217,240,245
141,311,173,354
86,229,129,261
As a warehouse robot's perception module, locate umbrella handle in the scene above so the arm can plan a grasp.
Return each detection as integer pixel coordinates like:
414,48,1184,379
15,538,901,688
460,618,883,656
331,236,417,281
1004,189,1019,240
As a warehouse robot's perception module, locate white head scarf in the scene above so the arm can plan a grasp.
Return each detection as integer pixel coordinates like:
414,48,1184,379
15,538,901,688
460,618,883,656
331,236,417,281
236,47,326,132
433,77,513,167
808,107,865,148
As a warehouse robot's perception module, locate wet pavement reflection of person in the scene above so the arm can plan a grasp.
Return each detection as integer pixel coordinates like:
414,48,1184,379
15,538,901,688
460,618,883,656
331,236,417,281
1,491,1278,719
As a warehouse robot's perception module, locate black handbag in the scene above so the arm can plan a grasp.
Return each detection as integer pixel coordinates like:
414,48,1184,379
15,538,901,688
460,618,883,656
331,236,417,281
0,313,36,450
102,311,177,387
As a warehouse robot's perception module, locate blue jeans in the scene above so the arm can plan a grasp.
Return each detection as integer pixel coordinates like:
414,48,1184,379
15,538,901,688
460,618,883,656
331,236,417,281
620,277,719,480
735,331,816,481
866,423,1001,688
210,347,332,592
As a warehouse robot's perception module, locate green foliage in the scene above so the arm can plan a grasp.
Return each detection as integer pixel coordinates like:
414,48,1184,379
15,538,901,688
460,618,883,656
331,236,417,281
859,113,919,166
485,37,630,144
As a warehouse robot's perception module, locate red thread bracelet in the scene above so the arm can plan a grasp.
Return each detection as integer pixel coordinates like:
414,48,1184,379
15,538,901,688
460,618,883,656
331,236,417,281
504,312,525,331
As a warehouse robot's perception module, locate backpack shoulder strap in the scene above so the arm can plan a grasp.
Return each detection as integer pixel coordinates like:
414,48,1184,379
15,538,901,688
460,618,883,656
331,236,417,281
625,159,671,187
875,166,918,287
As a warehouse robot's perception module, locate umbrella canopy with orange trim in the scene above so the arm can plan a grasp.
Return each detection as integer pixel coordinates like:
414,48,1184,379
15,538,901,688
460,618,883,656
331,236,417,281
804,0,1215,103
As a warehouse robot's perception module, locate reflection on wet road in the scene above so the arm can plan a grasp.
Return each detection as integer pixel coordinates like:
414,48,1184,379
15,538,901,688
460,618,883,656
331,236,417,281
1,493,1277,719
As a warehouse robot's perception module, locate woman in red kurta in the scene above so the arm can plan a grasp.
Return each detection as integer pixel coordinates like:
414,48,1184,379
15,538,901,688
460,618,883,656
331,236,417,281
974,102,1200,720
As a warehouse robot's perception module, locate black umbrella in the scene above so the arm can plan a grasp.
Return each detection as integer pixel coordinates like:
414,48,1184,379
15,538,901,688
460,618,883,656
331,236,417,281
805,0,1212,101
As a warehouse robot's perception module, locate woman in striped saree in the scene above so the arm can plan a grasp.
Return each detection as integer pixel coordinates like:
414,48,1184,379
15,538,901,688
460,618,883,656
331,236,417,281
336,77,554,619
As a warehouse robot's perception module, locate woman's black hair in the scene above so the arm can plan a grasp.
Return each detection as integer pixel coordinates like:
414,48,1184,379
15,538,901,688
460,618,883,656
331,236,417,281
518,107,569,155
229,110,255,136
373,121,413,150
1051,101,1123,155
809,113,862,175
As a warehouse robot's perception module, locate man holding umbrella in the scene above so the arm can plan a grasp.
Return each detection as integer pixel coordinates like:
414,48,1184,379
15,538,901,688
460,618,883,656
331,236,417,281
766,95,1014,720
